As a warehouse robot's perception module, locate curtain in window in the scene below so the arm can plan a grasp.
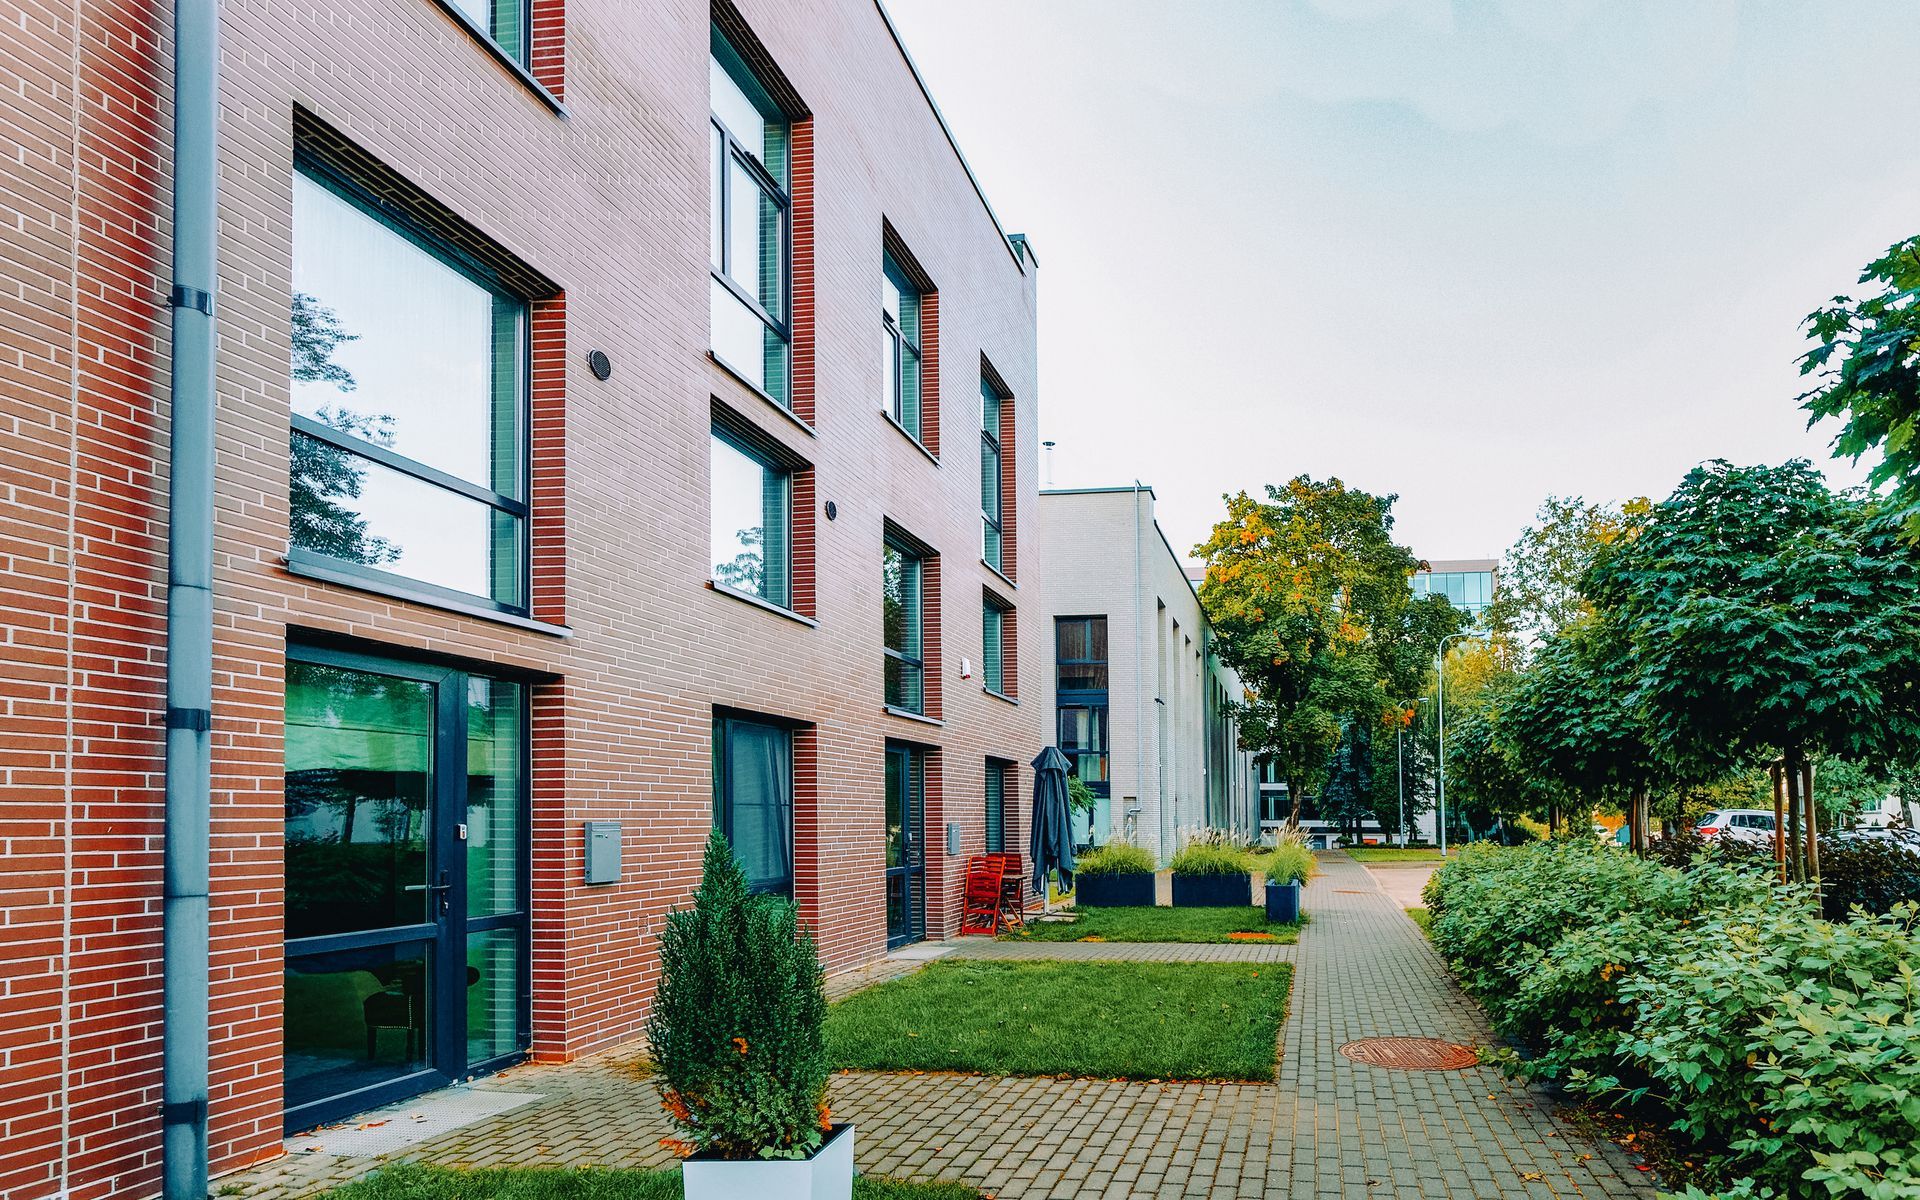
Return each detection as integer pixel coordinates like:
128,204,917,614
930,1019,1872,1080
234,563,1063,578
718,718,792,895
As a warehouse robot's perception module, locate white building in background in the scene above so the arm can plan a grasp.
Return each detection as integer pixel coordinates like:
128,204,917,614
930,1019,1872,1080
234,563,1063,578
1035,486,1260,861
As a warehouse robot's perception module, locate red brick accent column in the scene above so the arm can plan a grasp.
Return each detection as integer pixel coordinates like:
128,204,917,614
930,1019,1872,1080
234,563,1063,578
787,120,815,425
997,391,1017,582
921,556,942,721
529,0,565,100
918,291,940,456
791,468,816,618
529,296,567,624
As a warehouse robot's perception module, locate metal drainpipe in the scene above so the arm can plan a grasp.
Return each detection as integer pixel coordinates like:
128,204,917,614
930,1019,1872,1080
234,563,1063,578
1131,481,1148,858
163,0,218,1195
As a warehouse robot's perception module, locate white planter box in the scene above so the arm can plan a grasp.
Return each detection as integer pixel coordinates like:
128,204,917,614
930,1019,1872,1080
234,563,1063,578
682,1123,854,1200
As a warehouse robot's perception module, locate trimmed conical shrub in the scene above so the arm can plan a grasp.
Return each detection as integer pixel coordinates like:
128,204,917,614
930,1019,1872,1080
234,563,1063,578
648,830,830,1160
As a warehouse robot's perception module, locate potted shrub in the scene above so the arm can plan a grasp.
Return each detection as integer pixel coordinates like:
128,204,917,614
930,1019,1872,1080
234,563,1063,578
1261,840,1314,923
1169,840,1254,907
1073,841,1157,907
650,831,849,1200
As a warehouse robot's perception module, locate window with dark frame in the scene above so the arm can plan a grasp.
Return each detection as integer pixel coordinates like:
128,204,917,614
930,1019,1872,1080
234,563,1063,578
1056,616,1110,794
712,714,794,897
985,759,1008,854
289,163,530,615
980,375,1005,570
883,539,925,713
708,424,792,608
882,253,923,438
710,26,791,406
982,595,1008,695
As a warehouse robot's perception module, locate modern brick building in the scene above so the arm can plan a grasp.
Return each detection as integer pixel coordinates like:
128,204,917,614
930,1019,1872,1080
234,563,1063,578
1033,487,1258,861
1,0,1041,1191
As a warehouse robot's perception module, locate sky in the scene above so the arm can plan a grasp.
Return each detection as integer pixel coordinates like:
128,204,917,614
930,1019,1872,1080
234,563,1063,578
884,0,1917,563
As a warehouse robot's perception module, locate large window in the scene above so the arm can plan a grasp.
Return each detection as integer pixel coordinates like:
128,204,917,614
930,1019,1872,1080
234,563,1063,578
709,426,791,608
981,598,1007,695
883,540,925,713
1412,569,1494,618
881,255,923,439
1056,616,1110,799
980,377,1004,569
1055,616,1109,692
444,0,527,64
289,165,529,613
710,29,790,405
713,715,794,896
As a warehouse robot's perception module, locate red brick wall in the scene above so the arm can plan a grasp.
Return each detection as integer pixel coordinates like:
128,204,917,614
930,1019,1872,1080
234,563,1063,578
2,0,1044,1188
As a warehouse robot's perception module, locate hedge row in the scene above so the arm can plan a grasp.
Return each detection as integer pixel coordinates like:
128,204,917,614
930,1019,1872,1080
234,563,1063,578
1423,841,1920,1200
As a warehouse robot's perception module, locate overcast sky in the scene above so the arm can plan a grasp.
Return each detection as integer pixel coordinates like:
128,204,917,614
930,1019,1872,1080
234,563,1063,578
885,0,1910,563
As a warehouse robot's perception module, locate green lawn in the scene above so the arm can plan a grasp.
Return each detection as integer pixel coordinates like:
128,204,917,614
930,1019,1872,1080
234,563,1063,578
826,959,1292,1082
1343,847,1445,862
317,1164,982,1200
1004,906,1298,944
1406,907,1433,935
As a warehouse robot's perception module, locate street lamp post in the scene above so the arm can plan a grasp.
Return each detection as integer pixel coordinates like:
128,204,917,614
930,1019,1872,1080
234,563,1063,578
1435,629,1485,856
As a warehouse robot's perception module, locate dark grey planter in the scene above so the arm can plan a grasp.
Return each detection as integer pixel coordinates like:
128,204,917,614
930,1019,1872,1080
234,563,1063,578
1076,872,1155,907
1171,873,1252,907
1265,880,1302,923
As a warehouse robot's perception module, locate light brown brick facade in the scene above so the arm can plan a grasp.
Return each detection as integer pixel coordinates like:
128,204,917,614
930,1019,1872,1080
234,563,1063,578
0,0,1041,1192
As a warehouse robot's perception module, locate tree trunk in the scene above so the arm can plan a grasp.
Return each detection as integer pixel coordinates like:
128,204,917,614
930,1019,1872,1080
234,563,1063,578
1802,758,1820,884
1784,746,1805,884
1770,761,1788,882
1286,777,1303,830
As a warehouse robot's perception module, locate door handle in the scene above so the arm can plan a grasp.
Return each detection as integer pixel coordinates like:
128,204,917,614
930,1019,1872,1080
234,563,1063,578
404,872,452,916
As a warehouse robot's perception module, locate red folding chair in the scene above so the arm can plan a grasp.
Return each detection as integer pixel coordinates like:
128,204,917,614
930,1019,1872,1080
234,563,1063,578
960,855,1003,935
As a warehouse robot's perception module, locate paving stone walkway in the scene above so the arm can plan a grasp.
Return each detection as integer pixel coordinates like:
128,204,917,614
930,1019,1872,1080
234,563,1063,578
224,853,1655,1199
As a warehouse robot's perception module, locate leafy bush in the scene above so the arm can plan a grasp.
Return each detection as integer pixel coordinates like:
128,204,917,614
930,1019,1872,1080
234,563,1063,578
1817,835,1920,919
1426,841,1920,1199
1066,775,1099,817
1168,842,1251,877
1074,841,1156,877
1258,842,1314,886
648,831,829,1161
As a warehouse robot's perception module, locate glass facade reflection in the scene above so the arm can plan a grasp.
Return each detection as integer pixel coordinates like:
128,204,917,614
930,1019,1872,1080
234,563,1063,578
1411,566,1496,618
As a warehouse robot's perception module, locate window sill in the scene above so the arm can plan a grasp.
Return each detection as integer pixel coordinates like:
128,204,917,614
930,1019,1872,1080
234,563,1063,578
427,0,567,116
708,352,813,436
983,687,1018,706
981,559,1017,590
883,705,943,727
882,411,939,465
284,553,572,638
707,580,817,627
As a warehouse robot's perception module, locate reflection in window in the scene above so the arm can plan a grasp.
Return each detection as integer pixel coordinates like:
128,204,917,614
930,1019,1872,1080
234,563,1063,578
882,255,922,438
713,715,793,896
710,29,790,404
445,0,528,64
284,660,434,941
883,540,925,713
985,759,1008,854
290,167,528,611
1055,616,1109,691
709,428,791,607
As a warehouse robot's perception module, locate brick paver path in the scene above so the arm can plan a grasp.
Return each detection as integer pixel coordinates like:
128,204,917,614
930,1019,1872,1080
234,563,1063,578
225,853,1654,1199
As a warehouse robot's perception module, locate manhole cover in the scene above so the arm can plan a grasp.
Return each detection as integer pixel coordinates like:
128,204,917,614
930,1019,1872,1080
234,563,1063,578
1339,1037,1479,1070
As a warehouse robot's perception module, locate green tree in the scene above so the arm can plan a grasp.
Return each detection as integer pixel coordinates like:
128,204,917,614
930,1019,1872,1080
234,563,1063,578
1586,460,1920,877
1485,494,1648,660
1196,477,1461,827
1800,236,1920,535
288,291,399,567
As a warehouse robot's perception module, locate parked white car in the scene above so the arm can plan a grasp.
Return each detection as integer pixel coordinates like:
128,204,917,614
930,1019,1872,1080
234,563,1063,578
1697,809,1777,845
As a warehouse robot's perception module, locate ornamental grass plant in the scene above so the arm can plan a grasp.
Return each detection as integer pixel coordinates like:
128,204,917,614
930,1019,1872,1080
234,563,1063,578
1073,840,1156,877
647,831,830,1161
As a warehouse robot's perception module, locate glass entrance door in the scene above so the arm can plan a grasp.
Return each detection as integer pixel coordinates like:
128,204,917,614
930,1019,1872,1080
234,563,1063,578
884,743,925,947
283,647,528,1131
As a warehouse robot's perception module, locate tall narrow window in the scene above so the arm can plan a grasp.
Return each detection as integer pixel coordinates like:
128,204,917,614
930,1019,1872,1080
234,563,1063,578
980,377,1004,570
985,760,1008,854
290,165,529,614
881,255,922,439
713,715,794,896
883,540,924,713
710,28,790,405
981,599,1006,695
709,426,792,608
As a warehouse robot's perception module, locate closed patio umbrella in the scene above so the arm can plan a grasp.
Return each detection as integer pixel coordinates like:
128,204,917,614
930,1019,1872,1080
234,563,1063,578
1030,746,1075,901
